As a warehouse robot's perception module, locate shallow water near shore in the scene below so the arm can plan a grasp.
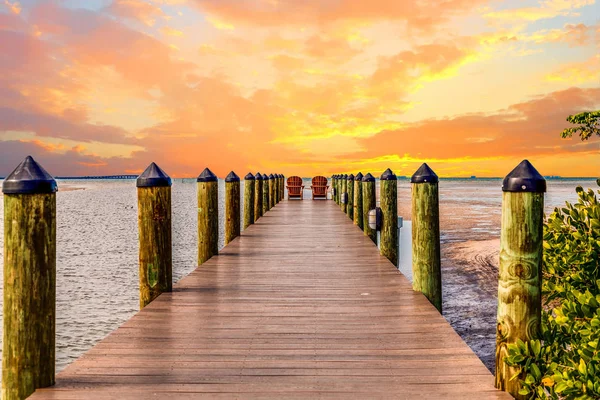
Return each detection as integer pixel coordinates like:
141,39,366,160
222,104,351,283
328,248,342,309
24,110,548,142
0,177,596,373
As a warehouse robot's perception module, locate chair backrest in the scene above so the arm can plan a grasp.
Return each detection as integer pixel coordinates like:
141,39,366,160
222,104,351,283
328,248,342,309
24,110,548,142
288,186,302,195
287,176,303,187
313,186,327,195
312,176,328,186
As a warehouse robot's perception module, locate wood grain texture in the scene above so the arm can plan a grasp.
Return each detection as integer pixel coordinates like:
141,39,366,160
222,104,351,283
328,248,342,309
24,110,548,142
244,179,255,230
340,178,347,214
353,180,363,230
137,186,172,310
347,178,354,221
30,200,509,400
263,179,269,214
380,180,398,266
269,179,275,209
3,193,56,400
254,178,263,221
411,182,441,312
198,181,218,265
225,180,241,245
362,180,376,244
334,177,338,204
495,192,543,399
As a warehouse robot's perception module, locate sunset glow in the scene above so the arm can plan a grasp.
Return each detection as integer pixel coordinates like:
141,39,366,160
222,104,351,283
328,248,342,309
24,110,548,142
0,0,598,178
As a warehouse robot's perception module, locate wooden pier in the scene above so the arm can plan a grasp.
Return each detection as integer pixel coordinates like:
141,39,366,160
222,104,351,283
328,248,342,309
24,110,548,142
30,199,509,399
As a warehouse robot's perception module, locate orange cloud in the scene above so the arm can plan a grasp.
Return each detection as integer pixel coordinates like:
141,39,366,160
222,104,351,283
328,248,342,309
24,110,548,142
106,0,165,26
546,55,600,83
161,26,184,36
528,23,598,47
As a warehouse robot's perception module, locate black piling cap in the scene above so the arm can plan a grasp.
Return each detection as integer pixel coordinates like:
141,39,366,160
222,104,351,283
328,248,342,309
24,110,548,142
197,167,218,182
225,171,240,182
2,156,58,194
347,174,354,181
343,174,348,179
411,163,438,184
136,162,172,188
502,160,546,193
381,168,397,181
255,172,263,180
267,174,274,180
355,172,363,181
244,172,255,181
362,173,375,182
262,173,269,180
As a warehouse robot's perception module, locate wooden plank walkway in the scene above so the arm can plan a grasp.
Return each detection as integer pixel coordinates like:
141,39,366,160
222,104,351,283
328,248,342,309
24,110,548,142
31,200,510,399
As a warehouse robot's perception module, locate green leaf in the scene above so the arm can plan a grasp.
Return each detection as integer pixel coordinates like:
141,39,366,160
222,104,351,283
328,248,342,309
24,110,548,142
579,359,587,376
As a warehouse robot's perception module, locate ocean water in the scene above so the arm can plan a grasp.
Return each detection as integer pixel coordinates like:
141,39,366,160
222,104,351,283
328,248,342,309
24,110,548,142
0,177,597,372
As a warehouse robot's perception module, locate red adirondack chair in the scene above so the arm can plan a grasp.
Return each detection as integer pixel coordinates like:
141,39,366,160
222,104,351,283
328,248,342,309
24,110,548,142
286,176,304,200
311,176,329,200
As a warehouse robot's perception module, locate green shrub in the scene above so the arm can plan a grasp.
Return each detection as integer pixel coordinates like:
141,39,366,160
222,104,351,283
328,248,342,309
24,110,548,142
504,182,600,399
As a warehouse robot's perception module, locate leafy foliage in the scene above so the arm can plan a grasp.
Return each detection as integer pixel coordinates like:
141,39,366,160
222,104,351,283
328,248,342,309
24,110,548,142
561,111,600,141
504,183,600,399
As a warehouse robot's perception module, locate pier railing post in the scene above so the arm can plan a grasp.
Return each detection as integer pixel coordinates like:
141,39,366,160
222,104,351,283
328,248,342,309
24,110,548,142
280,174,284,201
380,168,398,266
262,173,269,214
2,156,57,400
197,168,218,264
254,172,263,220
273,173,279,205
244,173,255,229
225,171,240,244
331,175,336,202
268,174,275,209
332,175,337,204
362,173,376,243
337,175,342,205
354,172,363,229
495,160,545,398
347,174,354,221
340,174,347,213
411,163,442,312
137,162,172,309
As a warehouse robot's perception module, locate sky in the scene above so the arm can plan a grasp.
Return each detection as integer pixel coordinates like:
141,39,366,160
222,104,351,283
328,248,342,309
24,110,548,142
0,0,599,178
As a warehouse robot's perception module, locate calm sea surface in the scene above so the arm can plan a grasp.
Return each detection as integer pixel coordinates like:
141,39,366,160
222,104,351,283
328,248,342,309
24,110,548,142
0,178,596,371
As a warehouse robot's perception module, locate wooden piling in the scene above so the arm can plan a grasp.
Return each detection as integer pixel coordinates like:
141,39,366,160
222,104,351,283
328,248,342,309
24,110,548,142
268,174,275,209
362,173,376,244
340,174,347,213
254,172,263,221
347,174,354,221
244,173,255,229
411,163,441,312
337,175,342,205
380,168,398,266
2,156,57,400
279,174,285,201
136,163,172,310
331,175,336,202
354,172,363,229
274,175,278,205
495,160,545,399
225,171,240,245
197,168,218,264
262,173,269,213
